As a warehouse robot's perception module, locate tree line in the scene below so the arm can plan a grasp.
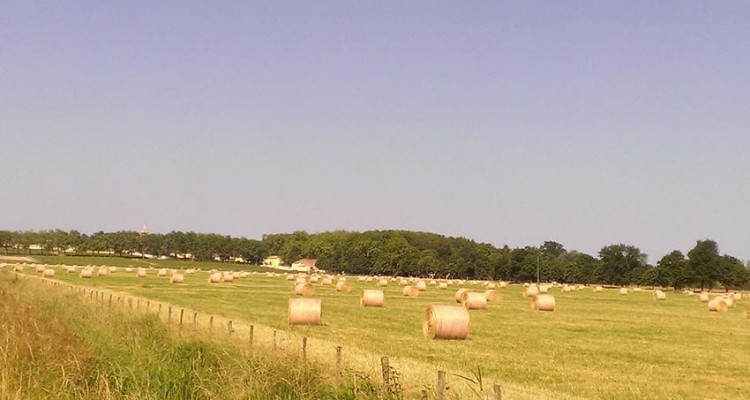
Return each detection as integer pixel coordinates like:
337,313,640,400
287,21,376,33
1,229,748,290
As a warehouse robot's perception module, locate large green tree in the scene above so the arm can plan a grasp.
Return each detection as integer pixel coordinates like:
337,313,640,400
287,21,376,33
598,244,646,286
655,250,688,289
687,240,720,291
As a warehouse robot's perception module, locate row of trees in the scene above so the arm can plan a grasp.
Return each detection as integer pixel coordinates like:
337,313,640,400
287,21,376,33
1,229,748,290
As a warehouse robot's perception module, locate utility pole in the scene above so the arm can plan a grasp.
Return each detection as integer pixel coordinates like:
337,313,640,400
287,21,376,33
537,254,540,284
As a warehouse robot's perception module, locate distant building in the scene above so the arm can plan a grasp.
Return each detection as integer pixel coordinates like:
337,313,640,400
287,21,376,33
262,256,283,268
291,258,317,273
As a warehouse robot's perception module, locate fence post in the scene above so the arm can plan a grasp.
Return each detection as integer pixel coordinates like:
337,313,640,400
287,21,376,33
336,346,343,381
273,330,277,351
179,309,184,326
436,370,446,400
209,316,214,331
494,383,502,400
228,321,233,342
193,312,197,325
168,306,172,323
381,356,390,396
302,337,307,361
248,325,254,353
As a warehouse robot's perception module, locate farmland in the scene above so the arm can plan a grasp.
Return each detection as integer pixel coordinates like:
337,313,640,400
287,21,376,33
7,258,750,399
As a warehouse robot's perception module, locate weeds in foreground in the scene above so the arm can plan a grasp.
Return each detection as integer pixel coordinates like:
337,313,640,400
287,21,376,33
0,272,384,399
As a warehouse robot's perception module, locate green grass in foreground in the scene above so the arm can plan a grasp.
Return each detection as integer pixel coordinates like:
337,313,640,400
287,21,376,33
0,271,387,400
12,262,750,400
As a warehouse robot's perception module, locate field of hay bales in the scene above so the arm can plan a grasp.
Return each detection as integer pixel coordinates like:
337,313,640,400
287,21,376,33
8,258,750,399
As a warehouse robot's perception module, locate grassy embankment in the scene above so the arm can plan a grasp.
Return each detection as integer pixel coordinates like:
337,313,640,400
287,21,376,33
0,270,388,400
10,256,750,399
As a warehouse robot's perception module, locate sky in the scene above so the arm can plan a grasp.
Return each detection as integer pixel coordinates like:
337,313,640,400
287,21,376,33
1,1,749,263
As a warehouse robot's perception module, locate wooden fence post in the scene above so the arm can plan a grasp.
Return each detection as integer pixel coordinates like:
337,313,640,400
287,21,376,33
248,325,254,353
179,309,184,326
336,346,343,381
302,337,307,361
494,383,502,400
381,356,390,396
436,370,446,400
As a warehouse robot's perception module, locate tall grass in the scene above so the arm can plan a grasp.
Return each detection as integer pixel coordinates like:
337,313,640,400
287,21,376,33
0,272,385,400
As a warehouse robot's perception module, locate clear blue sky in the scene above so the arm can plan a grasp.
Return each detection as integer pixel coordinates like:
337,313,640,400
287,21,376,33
1,1,749,263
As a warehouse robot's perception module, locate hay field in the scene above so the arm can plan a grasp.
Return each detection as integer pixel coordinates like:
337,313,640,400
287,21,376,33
12,262,750,399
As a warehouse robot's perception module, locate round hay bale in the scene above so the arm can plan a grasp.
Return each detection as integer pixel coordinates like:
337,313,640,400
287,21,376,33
429,280,437,286
208,272,223,283
294,283,315,296
732,292,741,301
36,265,46,273
357,276,366,282
402,285,419,297
80,269,93,279
377,279,389,287
633,287,642,292
499,281,507,288
524,285,540,297
653,290,666,300
309,275,319,283
539,285,549,294
170,273,185,283
365,277,373,283
285,274,295,281
399,279,409,286
721,296,735,308
222,273,234,282
698,293,710,302
66,266,76,273
423,305,470,340
361,289,384,307
486,282,496,289
13,265,24,272
708,297,728,312
43,268,55,278
618,288,628,296
157,269,167,277
455,288,469,303
335,281,352,293
338,277,347,282
321,278,333,286
532,294,556,311
594,285,603,292
136,268,147,277
295,277,307,285
462,292,488,310
438,282,448,289
97,267,109,276
288,298,322,325
416,280,427,291
562,285,571,293
485,290,501,302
